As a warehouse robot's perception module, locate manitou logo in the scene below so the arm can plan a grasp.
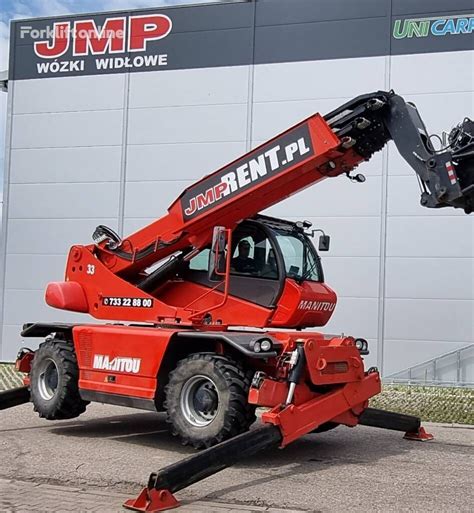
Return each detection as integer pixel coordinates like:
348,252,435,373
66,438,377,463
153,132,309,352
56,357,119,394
298,300,335,312
32,14,172,58
93,354,141,374
182,125,313,219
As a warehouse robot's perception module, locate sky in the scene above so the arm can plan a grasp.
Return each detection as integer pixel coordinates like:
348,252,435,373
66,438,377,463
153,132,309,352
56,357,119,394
0,0,227,199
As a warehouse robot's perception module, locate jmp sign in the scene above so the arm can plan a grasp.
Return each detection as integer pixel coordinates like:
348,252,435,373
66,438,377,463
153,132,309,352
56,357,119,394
19,14,171,76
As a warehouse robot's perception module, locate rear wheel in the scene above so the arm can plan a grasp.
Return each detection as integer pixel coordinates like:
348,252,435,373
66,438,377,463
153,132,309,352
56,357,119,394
164,353,256,449
30,338,88,420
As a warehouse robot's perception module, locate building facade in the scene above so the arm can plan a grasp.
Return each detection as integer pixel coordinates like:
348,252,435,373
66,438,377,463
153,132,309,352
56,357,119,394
1,0,473,383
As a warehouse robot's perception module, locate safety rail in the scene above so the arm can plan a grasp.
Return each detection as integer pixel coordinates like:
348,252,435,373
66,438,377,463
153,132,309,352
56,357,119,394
384,344,474,388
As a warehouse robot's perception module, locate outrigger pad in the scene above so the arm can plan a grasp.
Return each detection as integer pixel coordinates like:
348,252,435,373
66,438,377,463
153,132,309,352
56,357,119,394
0,386,30,411
123,487,179,512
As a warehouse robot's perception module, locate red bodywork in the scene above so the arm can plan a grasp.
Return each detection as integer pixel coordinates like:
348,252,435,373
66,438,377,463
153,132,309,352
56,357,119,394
25,108,383,461
45,113,360,328
66,324,380,445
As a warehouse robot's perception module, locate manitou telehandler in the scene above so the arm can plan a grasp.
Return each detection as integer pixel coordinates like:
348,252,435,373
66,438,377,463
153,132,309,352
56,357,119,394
2,90,473,511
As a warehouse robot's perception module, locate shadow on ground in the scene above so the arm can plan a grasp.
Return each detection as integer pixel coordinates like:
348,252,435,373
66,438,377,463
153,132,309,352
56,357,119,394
47,409,451,484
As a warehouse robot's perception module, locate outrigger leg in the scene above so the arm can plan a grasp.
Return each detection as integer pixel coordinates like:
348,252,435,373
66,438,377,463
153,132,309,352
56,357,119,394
0,386,30,410
359,408,434,441
124,406,433,512
124,425,282,512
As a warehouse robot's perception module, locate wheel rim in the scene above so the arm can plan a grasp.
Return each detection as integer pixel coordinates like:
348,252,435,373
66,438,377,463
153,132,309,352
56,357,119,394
37,358,59,401
180,375,219,427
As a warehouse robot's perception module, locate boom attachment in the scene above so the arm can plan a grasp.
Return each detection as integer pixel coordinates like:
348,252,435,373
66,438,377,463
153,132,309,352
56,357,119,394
325,91,474,213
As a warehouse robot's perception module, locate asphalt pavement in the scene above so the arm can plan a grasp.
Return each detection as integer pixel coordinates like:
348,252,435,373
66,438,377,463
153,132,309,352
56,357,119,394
0,403,472,512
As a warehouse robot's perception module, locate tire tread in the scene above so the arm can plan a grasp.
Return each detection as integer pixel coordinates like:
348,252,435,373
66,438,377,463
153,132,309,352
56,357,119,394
164,353,256,449
30,338,88,420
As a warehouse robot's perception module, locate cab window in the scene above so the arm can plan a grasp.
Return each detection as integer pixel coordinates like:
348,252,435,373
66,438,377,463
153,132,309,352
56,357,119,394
189,248,210,271
230,227,278,279
275,231,321,282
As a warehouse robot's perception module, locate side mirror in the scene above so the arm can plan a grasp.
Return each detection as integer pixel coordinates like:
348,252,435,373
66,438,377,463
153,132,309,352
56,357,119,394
318,234,330,251
208,226,228,282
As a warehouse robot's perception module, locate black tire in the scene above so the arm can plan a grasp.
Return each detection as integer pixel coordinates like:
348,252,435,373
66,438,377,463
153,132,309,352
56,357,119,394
164,353,256,449
30,338,89,420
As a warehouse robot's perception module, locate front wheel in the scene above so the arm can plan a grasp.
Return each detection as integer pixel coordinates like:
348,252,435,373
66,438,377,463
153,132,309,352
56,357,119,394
164,353,256,449
30,338,88,420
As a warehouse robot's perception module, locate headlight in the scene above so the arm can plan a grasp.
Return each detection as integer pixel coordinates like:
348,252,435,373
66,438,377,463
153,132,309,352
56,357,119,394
354,338,368,352
260,339,272,352
253,341,261,353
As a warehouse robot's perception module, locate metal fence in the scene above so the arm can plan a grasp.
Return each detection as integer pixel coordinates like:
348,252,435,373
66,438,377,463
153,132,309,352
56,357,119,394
371,383,473,424
385,344,474,388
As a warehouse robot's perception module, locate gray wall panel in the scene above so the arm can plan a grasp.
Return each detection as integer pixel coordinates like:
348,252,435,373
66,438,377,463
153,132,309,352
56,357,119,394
385,257,473,300
5,254,67,291
126,142,247,182
10,147,122,184
6,219,118,254
124,181,191,218
252,97,351,141
383,339,469,376
8,183,120,219
129,66,249,108
13,75,126,114
387,175,467,216
323,257,380,299
284,217,382,257
265,175,382,218
127,104,247,144
386,217,473,258
390,51,473,95
12,110,124,148
324,297,379,340
253,57,386,102
2,325,33,360
3,289,91,326
384,298,473,343
123,217,154,236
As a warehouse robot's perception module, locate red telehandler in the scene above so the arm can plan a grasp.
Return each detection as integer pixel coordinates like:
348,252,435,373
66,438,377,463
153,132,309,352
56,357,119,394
1,90,473,511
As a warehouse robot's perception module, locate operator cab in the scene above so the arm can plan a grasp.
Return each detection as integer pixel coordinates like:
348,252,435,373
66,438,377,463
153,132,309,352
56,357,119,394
186,215,331,313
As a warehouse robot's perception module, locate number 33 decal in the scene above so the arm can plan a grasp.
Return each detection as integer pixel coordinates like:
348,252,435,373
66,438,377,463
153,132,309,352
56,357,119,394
86,264,95,275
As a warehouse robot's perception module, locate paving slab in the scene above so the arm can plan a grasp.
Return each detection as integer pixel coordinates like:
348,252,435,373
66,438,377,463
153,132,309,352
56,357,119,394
0,403,472,512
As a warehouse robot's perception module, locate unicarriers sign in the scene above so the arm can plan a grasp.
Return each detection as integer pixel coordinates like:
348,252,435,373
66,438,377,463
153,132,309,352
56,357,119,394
18,13,172,77
393,14,474,39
